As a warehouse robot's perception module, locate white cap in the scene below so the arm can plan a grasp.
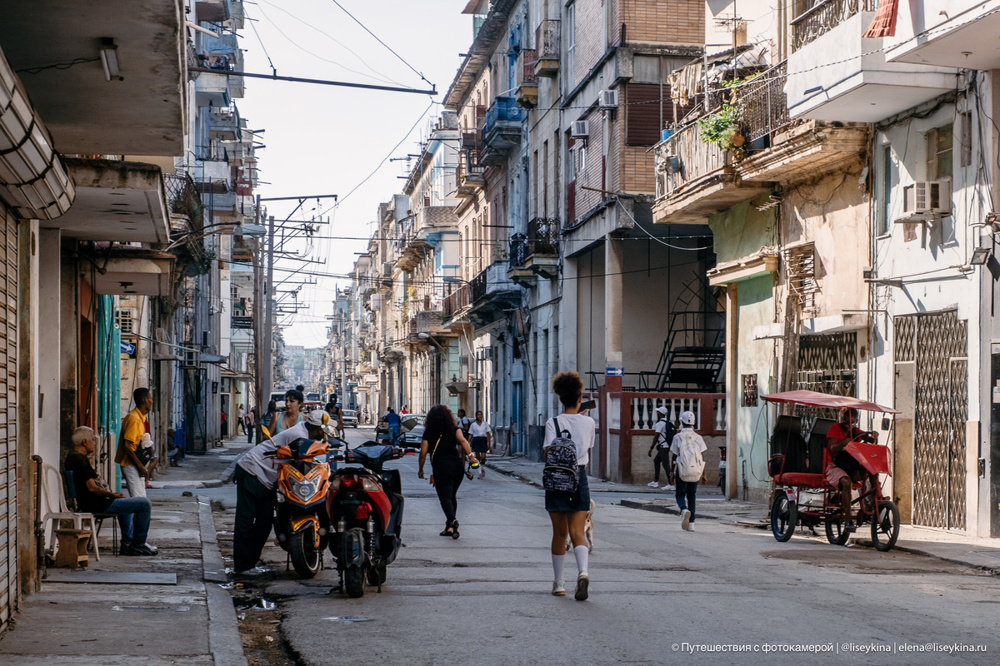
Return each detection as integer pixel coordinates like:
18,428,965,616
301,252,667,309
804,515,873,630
305,410,329,427
679,411,696,426
655,406,668,416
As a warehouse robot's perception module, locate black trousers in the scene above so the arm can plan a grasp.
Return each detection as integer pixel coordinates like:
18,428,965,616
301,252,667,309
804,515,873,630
653,449,671,482
234,466,276,571
432,458,464,524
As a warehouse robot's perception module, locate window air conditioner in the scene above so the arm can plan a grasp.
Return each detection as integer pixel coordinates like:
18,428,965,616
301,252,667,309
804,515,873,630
570,120,588,139
598,89,618,109
896,181,952,223
182,349,201,368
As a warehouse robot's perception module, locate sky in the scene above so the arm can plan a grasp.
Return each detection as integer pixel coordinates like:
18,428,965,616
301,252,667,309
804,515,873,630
238,1,474,347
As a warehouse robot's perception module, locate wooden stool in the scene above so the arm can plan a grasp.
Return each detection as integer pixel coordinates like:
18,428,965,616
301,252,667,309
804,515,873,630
54,528,91,569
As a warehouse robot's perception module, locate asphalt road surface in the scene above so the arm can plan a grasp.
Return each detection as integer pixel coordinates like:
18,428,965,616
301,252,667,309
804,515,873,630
221,428,1000,666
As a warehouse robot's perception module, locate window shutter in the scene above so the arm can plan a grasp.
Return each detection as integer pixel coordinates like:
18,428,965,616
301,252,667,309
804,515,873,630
625,83,693,146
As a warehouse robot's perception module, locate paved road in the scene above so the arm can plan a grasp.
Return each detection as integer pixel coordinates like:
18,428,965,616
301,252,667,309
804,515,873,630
227,428,1000,665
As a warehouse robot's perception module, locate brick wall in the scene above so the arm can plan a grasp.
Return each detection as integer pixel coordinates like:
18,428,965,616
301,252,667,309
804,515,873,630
574,109,605,216
574,0,606,90
617,0,705,45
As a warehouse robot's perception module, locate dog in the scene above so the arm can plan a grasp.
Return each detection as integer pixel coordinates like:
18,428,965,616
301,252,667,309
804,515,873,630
566,499,597,553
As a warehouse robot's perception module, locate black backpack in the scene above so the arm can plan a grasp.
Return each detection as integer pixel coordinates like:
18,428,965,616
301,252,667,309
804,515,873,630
542,417,579,493
655,419,677,449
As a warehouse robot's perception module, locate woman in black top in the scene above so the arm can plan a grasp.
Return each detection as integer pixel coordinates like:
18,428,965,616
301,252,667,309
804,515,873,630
418,405,479,538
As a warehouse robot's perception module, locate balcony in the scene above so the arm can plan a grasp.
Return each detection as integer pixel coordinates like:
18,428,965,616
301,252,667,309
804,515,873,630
196,32,245,99
395,206,459,272
406,309,448,343
534,20,560,77
654,64,868,225
515,49,539,108
457,150,485,198
787,2,956,122
885,1,1000,70
480,97,523,166
205,107,240,140
508,217,560,285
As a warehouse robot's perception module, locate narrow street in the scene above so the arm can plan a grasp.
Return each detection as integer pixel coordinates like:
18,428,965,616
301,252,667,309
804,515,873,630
213,428,999,666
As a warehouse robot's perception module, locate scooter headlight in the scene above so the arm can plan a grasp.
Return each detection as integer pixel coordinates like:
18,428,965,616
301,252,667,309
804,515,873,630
290,478,319,501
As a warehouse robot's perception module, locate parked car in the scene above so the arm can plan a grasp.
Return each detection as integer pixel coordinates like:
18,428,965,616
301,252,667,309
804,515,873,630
342,409,359,428
401,414,426,447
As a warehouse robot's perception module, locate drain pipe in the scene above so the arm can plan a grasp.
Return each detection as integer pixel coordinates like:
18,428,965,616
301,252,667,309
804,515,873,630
31,454,45,587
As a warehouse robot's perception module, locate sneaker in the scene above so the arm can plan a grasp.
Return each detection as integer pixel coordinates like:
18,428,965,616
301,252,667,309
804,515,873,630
662,485,675,491
574,573,589,601
681,509,691,531
687,524,696,532
647,481,660,488
122,543,156,556
143,542,159,554
552,580,566,596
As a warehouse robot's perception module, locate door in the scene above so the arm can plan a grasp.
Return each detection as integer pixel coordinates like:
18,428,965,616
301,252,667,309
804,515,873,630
511,381,523,454
893,362,915,523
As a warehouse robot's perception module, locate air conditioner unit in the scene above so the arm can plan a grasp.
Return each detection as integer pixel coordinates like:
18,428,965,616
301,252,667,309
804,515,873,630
570,120,588,139
598,89,618,109
382,261,393,277
182,349,200,368
896,181,952,223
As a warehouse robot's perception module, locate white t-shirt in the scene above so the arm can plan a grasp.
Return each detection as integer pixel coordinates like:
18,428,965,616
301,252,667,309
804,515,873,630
653,418,673,448
458,416,472,432
469,421,491,438
238,421,310,490
543,412,595,467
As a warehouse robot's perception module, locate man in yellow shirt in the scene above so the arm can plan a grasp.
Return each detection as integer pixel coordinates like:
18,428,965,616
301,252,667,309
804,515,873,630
116,387,154,498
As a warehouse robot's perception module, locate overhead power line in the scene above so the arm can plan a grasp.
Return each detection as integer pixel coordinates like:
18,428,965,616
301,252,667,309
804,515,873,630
187,67,435,95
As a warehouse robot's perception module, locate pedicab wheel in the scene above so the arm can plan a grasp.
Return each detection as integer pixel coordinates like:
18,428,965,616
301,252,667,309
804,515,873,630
871,499,900,552
825,517,850,546
770,493,797,542
344,565,365,598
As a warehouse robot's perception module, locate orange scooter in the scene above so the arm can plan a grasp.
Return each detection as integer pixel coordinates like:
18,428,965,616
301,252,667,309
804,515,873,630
271,434,339,578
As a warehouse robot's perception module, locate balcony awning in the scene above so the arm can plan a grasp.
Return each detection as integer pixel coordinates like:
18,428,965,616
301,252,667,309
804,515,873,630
46,158,170,243
87,245,174,296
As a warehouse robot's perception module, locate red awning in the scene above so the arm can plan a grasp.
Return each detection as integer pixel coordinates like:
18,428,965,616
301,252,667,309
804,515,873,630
761,390,900,414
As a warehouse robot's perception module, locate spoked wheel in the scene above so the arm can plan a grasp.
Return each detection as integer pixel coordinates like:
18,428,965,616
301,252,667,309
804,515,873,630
871,500,900,552
825,517,851,546
344,566,365,598
289,526,321,579
770,493,797,542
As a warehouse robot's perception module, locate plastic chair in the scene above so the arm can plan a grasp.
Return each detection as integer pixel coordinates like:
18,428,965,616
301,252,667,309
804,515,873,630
65,470,119,556
40,463,100,561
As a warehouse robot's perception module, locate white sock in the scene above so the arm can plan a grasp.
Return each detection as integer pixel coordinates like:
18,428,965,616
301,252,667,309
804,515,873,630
552,554,565,581
574,545,589,577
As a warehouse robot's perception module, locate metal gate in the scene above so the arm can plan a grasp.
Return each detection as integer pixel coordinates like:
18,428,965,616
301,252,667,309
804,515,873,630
0,211,18,632
796,332,858,395
894,310,968,529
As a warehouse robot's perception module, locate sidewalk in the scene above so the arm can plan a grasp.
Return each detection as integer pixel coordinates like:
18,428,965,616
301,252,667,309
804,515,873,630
0,440,248,665
485,454,1000,574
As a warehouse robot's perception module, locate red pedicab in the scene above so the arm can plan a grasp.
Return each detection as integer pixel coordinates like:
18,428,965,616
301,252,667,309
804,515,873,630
763,390,900,551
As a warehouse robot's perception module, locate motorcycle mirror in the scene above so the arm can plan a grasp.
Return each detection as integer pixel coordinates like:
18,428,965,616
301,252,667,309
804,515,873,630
260,426,271,439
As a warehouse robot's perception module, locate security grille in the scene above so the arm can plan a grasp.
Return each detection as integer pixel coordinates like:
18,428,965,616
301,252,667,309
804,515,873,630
896,310,968,529
795,332,857,395
116,308,135,334
783,242,818,315
0,211,17,632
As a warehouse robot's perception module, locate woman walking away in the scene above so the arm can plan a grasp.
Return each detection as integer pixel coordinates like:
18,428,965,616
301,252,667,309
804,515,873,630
545,371,595,600
418,405,480,538
274,387,304,434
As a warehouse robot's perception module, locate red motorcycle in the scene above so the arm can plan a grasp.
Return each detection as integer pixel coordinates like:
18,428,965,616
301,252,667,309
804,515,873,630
327,441,407,597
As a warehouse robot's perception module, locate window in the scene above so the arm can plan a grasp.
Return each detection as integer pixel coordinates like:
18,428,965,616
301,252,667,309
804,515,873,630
926,124,953,181
565,3,575,87
116,309,134,334
880,144,894,234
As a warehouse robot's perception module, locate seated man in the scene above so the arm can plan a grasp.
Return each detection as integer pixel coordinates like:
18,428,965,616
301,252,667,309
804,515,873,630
825,408,877,532
64,426,157,556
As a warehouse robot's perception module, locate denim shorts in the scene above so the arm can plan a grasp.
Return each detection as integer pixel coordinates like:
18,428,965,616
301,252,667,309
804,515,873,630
545,466,591,512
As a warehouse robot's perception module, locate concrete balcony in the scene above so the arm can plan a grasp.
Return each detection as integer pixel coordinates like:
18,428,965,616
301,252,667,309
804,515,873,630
480,97,523,166
515,49,539,109
534,20,560,77
885,0,1000,70
456,149,485,198
787,3,956,122
508,217,559,286
395,206,459,272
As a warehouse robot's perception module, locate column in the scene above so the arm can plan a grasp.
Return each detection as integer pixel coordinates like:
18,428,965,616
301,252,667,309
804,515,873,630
604,238,623,393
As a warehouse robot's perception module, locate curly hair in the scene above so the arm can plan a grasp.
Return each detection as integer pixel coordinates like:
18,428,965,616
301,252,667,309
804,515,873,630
284,388,304,404
552,371,583,408
423,404,459,449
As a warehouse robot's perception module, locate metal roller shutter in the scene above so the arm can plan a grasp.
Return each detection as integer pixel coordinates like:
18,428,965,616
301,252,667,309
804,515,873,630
0,210,16,632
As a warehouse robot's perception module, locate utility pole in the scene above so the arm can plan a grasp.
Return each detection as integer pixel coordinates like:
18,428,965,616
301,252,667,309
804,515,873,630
263,214,276,405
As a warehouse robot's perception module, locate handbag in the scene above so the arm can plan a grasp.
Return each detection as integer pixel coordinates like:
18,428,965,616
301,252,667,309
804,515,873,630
428,436,442,486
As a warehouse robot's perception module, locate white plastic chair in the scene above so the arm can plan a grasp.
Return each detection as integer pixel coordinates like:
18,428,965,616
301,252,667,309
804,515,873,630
40,463,101,562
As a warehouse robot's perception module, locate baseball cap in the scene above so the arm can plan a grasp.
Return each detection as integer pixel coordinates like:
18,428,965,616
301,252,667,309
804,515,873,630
305,410,329,427
679,411,696,426
655,406,668,416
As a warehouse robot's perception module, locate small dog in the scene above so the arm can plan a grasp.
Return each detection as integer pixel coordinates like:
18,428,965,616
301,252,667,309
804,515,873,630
567,499,597,553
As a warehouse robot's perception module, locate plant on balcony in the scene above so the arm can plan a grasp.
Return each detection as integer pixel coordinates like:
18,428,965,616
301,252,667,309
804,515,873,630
697,77,755,152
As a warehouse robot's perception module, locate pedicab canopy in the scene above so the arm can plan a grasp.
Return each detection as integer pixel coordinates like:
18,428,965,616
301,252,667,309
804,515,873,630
761,390,900,414
762,390,897,475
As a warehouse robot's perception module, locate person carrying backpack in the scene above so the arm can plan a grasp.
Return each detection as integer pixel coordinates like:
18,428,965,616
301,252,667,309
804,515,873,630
543,371,595,601
647,406,677,489
669,410,708,532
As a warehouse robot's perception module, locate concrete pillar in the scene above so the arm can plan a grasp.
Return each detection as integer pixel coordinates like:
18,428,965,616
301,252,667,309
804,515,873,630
37,229,59,468
560,256,579,373
16,219,39,594
604,238,623,392
725,283,738,500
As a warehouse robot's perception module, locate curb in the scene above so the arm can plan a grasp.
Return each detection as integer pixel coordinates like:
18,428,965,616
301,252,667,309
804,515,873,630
197,494,247,666
619,498,721,521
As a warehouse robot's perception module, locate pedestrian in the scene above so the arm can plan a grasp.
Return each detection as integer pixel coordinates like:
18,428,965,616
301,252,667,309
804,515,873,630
221,410,228,438
469,410,493,479
669,410,707,532
261,401,277,431
417,405,480,538
67,426,158,556
362,406,369,425
237,404,246,435
544,371,595,600
401,405,409,415
647,406,677,489
245,408,255,444
116,387,154,498
385,407,401,444
326,401,345,440
456,408,472,438
232,409,330,573
273,387,304,434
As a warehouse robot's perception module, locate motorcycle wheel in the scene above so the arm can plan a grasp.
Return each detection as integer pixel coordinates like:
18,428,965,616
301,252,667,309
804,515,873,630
289,526,321,579
344,565,365,598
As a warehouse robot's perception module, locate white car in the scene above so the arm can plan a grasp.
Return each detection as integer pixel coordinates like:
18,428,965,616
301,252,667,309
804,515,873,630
341,409,359,428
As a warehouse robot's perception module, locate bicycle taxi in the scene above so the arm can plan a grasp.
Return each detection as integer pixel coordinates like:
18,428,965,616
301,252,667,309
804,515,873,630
764,390,900,551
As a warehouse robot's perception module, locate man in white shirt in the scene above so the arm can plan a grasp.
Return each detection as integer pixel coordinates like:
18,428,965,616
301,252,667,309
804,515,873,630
647,406,676,489
233,409,329,573
669,411,708,532
469,410,493,479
